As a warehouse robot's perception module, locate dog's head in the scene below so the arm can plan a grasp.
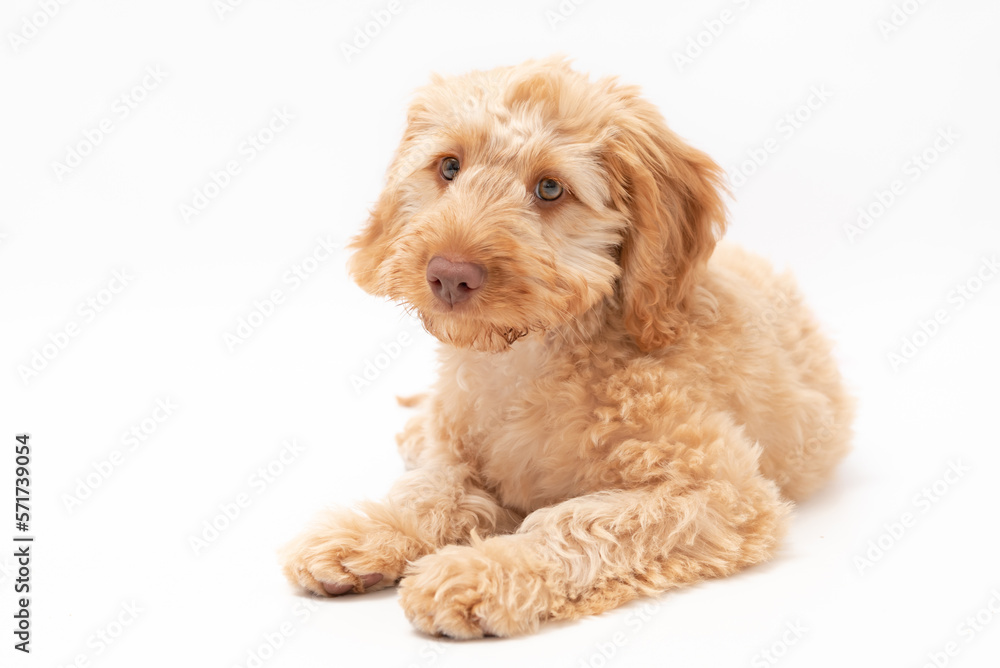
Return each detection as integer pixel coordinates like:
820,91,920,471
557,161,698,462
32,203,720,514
349,57,726,353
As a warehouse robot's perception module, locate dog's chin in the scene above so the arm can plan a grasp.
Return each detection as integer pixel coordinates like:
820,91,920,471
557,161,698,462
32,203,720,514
415,305,543,353
420,314,534,353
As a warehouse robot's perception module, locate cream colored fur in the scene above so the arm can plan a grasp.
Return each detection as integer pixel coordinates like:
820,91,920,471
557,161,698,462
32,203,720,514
280,57,853,638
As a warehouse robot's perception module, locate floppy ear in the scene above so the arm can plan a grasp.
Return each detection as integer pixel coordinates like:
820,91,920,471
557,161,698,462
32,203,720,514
347,99,434,295
605,94,727,351
347,187,402,295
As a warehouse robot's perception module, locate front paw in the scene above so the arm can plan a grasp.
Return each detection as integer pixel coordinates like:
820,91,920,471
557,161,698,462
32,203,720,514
398,543,553,639
280,508,418,597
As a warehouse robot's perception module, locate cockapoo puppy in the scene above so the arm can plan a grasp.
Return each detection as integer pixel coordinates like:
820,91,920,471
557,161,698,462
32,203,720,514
281,57,852,638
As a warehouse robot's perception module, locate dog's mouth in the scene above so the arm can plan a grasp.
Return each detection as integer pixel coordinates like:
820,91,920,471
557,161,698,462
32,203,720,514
414,303,542,353
425,296,477,315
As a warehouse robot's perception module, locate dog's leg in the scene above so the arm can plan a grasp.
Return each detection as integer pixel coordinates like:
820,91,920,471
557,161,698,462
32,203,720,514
398,425,791,638
280,461,519,596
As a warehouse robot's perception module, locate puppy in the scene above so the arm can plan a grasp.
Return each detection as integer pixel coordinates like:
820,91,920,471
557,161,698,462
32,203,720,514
281,57,852,638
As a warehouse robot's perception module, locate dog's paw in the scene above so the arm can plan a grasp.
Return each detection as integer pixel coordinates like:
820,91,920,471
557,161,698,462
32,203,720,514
280,508,418,597
398,543,553,639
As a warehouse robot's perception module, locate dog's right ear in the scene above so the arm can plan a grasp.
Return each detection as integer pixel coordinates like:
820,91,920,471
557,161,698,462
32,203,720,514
347,100,433,295
347,187,402,295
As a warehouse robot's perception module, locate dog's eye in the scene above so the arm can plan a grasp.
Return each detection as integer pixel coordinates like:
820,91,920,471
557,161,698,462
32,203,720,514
535,178,563,201
440,157,460,181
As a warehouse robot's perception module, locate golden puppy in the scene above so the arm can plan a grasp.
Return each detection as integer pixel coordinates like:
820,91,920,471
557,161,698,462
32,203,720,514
281,57,852,638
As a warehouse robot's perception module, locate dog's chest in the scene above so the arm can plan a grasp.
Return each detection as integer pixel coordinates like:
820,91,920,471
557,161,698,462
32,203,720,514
439,341,601,513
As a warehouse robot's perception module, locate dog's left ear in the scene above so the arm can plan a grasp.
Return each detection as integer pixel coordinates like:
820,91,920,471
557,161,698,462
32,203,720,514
605,93,728,351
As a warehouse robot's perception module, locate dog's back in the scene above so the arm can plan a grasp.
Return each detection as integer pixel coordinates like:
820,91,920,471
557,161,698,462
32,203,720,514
701,242,853,501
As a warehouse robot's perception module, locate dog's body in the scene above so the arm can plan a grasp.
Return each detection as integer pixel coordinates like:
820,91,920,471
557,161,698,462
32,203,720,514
282,58,852,638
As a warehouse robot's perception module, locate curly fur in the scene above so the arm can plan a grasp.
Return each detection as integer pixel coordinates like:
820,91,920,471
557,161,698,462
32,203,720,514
280,57,853,638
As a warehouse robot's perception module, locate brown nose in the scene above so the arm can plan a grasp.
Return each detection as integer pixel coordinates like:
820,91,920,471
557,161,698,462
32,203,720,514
426,256,486,306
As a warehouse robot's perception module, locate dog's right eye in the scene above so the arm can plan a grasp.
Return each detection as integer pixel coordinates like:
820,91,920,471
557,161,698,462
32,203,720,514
439,157,460,181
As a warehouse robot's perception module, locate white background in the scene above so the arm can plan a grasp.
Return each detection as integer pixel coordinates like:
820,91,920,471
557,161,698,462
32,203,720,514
2,1,999,666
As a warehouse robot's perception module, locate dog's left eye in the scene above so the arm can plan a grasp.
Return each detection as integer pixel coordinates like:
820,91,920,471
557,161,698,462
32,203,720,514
535,178,563,201
440,157,460,181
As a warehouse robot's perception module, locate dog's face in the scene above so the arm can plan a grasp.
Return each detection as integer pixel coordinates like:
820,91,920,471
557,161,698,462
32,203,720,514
350,58,727,353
